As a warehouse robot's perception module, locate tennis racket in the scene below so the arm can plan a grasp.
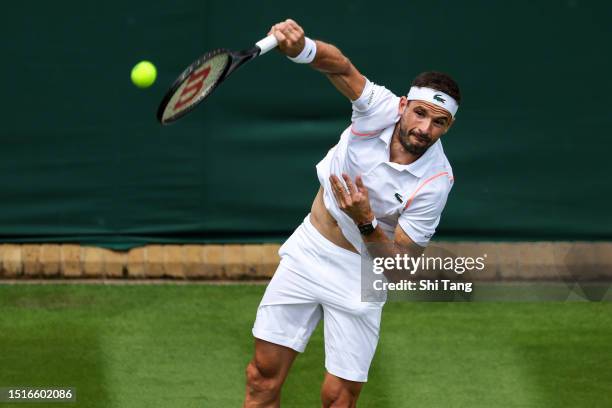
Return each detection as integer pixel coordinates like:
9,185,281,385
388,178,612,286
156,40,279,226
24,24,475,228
157,35,278,125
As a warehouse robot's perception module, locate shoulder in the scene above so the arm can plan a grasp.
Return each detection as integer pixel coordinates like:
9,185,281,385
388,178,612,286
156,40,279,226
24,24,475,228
350,78,401,137
351,78,400,113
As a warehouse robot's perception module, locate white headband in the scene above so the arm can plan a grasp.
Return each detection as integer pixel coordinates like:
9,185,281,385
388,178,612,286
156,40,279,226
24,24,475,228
406,87,458,117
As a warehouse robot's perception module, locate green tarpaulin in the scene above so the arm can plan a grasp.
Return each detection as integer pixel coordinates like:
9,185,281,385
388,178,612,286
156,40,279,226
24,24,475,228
2,1,610,248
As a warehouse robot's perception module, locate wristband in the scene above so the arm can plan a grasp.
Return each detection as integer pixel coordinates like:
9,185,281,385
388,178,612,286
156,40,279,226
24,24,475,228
288,37,317,64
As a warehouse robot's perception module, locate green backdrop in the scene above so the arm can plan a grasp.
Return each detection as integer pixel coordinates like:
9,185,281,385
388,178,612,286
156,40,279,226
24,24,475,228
1,1,611,248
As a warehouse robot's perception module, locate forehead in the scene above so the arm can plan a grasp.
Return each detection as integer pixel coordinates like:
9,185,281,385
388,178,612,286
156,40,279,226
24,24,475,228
409,100,452,120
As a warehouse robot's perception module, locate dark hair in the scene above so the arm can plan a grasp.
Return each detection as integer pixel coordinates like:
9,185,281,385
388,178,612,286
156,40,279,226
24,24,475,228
411,71,461,104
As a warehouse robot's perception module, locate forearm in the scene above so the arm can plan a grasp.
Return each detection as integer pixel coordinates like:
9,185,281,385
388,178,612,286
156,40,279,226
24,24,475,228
361,227,424,284
310,41,352,75
267,20,365,100
309,41,364,100
362,227,423,259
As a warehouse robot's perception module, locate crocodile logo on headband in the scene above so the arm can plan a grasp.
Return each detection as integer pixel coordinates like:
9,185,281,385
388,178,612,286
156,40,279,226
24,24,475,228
433,94,446,103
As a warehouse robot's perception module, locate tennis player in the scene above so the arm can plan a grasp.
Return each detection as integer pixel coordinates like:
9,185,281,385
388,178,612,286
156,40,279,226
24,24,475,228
244,19,461,407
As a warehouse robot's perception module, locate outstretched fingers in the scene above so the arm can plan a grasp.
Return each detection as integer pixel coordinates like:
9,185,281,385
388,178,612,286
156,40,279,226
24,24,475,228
342,173,358,197
329,175,351,208
355,175,368,196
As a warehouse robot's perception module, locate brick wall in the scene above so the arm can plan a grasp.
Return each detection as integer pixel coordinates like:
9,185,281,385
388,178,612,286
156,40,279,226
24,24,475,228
0,244,280,280
1,242,611,280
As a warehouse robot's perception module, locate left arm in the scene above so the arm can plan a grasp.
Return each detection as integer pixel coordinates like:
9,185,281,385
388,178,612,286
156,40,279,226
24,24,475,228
329,174,424,259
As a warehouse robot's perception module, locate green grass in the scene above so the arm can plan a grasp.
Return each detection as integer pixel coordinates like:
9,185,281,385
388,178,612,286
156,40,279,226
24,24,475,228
0,284,611,407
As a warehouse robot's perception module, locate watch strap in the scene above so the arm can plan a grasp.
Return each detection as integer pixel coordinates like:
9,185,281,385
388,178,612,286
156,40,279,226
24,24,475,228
358,217,378,236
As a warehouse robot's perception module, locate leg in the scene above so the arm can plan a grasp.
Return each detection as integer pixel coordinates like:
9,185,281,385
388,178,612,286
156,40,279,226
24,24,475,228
245,301,322,407
244,338,298,408
320,303,383,402
320,372,363,408
244,219,328,405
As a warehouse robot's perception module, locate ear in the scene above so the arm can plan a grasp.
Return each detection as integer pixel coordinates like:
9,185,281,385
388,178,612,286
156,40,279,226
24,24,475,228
398,96,409,115
443,117,455,134
442,118,455,135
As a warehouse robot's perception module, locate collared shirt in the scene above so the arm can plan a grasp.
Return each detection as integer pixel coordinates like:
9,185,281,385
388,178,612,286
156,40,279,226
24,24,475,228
316,78,454,251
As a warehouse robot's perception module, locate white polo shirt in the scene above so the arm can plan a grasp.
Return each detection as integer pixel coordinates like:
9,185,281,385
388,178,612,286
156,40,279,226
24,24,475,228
316,78,454,250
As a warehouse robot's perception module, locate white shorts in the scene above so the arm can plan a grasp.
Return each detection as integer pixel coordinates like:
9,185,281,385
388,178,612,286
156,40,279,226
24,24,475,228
252,214,383,382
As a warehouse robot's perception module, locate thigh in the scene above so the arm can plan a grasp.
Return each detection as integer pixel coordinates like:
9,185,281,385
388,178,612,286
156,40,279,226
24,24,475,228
251,338,299,381
322,304,383,382
253,302,323,353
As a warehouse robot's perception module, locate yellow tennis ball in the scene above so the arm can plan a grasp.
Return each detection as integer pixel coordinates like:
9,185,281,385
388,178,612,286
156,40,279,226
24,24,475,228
131,61,157,88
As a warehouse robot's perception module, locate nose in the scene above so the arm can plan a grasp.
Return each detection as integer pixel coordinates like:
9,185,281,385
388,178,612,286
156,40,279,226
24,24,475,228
416,118,431,134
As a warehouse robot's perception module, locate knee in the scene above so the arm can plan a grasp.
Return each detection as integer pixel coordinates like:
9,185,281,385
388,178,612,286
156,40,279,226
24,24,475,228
245,360,283,399
321,382,359,407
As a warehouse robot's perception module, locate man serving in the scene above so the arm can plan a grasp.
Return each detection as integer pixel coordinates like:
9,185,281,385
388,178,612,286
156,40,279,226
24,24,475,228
244,19,461,407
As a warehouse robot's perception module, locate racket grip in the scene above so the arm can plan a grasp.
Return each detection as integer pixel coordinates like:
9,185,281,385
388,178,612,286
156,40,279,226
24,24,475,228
255,35,279,56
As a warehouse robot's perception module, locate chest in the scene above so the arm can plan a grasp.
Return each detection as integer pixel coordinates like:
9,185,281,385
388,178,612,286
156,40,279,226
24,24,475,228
364,163,418,225
344,140,419,227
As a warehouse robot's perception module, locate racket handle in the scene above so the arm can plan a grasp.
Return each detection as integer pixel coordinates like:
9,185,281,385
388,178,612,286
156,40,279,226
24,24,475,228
255,35,278,56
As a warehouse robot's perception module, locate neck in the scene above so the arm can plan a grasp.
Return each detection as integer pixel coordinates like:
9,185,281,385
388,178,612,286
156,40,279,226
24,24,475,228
389,123,421,165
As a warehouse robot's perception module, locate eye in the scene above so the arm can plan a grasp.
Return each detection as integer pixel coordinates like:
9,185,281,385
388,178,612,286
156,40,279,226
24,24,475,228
434,119,445,127
414,109,425,117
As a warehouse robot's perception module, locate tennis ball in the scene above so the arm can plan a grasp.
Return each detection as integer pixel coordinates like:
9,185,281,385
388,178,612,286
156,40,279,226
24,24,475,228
131,61,157,88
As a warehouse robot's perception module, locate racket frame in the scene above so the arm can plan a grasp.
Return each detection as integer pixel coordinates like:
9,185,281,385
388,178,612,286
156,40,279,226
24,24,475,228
157,46,260,124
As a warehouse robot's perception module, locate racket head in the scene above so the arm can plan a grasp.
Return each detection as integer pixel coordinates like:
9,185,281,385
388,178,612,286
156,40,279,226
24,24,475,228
157,48,233,125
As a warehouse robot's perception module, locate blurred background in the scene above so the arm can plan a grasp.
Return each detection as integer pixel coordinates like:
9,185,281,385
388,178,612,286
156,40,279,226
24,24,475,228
2,0,611,249
1,2,612,408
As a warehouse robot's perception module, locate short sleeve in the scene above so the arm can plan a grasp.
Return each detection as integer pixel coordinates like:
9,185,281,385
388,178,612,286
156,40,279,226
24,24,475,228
398,176,452,247
350,78,400,138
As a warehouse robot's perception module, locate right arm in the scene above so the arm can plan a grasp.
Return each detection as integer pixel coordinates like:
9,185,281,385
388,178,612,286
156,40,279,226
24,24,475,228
268,19,366,101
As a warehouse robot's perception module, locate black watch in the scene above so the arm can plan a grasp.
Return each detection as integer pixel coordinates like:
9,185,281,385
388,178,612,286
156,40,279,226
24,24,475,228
358,218,378,236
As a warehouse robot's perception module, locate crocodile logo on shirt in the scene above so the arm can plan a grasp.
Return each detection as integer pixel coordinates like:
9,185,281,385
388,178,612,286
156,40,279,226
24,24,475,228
433,94,446,103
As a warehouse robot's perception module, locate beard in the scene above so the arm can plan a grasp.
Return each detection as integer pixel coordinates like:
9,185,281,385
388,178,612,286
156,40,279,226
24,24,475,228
398,124,433,156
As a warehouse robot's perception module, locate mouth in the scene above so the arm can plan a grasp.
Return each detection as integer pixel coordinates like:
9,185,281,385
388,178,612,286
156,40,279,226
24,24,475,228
410,132,430,144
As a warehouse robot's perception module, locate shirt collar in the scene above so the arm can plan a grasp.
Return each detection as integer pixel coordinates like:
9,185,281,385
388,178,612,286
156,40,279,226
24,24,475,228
380,130,441,178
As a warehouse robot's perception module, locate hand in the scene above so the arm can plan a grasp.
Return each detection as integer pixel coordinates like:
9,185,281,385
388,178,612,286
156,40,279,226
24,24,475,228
329,173,374,225
267,19,305,58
